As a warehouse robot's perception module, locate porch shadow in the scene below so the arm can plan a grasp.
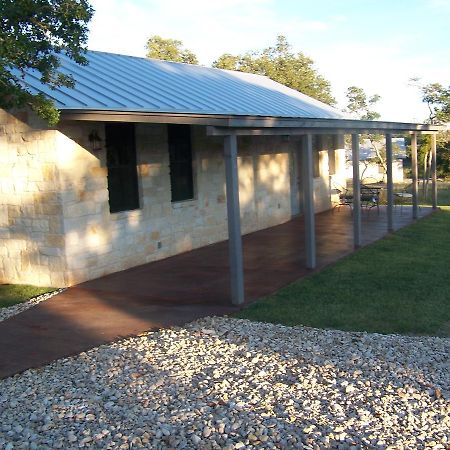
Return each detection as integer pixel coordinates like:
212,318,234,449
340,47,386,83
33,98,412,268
0,206,433,378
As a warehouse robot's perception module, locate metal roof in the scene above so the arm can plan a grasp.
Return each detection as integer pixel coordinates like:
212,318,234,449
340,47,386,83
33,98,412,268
16,50,345,120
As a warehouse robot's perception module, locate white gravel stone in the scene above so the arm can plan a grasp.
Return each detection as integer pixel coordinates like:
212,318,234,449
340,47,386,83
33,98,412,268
0,316,449,449
0,289,64,322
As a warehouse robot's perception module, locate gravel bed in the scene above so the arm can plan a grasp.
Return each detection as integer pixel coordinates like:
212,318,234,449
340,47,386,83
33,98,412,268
0,317,448,449
0,289,64,323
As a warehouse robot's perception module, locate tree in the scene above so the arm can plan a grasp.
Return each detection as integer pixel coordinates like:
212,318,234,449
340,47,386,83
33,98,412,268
212,35,335,105
0,0,93,125
413,80,450,124
213,53,240,71
411,79,450,181
345,86,381,121
146,35,198,64
345,86,386,180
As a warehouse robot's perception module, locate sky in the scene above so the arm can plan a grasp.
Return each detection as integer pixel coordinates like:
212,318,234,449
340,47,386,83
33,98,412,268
87,0,450,123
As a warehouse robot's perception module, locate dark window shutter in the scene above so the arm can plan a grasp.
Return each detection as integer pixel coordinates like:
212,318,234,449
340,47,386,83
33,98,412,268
168,124,194,202
105,123,139,213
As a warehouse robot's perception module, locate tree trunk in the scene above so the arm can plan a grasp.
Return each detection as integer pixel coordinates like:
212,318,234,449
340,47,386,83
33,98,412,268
360,160,370,181
426,150,432,199
370,138,387,182
422,150,432,198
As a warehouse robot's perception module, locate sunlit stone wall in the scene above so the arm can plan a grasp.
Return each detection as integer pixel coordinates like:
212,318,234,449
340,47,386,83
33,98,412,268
0,110,341,287
55,124,295,285
0,110,67,286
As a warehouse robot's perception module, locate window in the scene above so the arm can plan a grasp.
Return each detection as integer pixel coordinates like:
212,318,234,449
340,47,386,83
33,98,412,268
168,124,194,202
105,123,139,213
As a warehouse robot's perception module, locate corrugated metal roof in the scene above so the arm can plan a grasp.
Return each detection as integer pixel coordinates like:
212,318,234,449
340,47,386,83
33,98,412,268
16,50,345,120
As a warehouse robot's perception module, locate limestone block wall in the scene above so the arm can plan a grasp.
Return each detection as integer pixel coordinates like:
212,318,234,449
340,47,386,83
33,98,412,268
237,136,292,232
313,150,332,213
327,141,347,211
1,112,339,287
0,110,67,286
55,123,294,285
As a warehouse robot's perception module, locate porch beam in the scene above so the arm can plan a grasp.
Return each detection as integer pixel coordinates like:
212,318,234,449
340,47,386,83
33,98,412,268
385,133,394,232
207,126,442,137
352,133,362,248
223,133,245,305
411,133,419,219
60,111,444,134
431,133,438,209
225,118,443,132
302,134,316,269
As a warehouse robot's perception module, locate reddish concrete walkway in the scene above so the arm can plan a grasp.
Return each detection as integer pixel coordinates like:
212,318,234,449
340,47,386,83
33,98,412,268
0,207,432,378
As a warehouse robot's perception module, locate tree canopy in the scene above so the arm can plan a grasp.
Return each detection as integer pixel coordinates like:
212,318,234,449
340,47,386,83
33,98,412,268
345,86,386,175
0,0,93,125
146,35,198,64
415,81,450,177
419,82,450,124
212,35,336,106
345,86,381,120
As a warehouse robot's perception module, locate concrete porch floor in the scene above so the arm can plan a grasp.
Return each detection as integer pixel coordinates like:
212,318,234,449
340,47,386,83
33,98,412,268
0,206,433,378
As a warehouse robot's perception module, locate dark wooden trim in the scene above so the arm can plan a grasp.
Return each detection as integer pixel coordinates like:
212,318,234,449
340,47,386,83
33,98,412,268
59,109,444,133
60,110,231,126
207,125,442,136
225,117,443,132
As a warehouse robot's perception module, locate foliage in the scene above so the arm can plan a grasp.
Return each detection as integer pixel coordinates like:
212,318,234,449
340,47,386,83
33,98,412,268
416,81,450,178
411,80,450,125
146,35,198,64
407,80,450,178
237,192,450,336
0,284,55,309
213,53,240,71
212,35,335,106
436,136,450,178
405,133,450,180
0,0,93,125
345,86,381,121
344,86,386,175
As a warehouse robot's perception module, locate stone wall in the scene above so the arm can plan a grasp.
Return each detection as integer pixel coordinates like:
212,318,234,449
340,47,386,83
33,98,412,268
0,110,67,286
55,123,295,285
1,111,342,287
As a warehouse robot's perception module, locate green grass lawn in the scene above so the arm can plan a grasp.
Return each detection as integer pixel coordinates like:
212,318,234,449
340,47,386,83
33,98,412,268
424,180,450,205
237,183,450,337
0,284,55,309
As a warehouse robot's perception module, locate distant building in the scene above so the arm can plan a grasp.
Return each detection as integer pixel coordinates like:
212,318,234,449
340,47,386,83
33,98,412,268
347,137,407,161
345,137,406,182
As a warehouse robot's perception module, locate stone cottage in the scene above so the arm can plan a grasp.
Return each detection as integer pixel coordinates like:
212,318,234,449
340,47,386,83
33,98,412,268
1,51,438,304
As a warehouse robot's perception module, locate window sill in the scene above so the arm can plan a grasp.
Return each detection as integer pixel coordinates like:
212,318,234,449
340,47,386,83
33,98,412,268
171,199,197,209
109,208,142,220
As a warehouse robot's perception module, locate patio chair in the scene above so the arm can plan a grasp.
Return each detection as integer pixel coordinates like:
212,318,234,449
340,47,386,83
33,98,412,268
394,183,414,214
360,183,381,213
331,183,353,212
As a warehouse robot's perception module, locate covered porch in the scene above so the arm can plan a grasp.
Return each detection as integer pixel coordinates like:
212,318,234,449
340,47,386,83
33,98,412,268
207,117,442,304
0,206,433,378
78,205,434,304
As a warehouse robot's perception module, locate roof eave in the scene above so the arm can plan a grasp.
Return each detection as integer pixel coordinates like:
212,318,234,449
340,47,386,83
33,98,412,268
59,109,444,133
